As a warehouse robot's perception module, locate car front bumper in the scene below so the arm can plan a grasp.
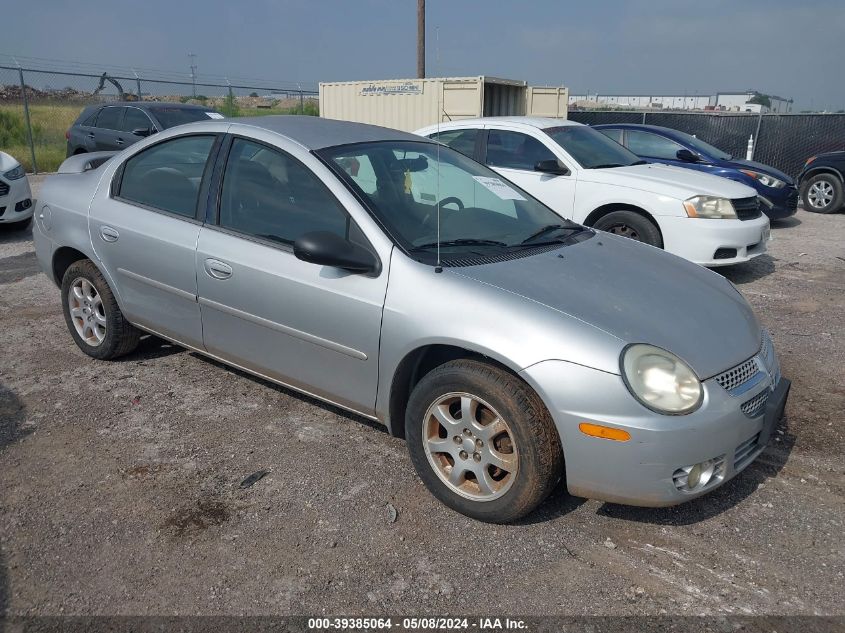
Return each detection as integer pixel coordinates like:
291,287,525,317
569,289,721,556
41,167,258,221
758,186,799,219
0,174,34,224
659,214,770,267
520,340,788,507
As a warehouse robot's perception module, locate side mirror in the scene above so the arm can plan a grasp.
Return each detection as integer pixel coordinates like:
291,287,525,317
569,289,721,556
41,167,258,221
534,159,570,176
676,148,700,163
131,127,153,137
294,231,379,274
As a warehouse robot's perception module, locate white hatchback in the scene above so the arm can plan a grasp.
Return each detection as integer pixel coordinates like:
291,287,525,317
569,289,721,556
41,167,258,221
415,117,769,266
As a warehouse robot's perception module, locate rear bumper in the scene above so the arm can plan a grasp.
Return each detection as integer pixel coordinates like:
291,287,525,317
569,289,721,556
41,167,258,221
658,214,770,267
0,176,34,224
520,357,788,507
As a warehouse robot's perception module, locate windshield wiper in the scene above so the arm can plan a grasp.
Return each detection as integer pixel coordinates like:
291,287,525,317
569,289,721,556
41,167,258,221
410,238,508,251
630,160,648,165
589,163,626,169
519,224,576,244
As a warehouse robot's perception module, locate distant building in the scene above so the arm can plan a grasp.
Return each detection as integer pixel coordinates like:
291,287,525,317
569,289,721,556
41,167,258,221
568,90,793,113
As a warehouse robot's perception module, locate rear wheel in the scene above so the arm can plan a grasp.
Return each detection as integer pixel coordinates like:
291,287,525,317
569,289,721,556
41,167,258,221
61,259,140,360
801,173,843,214
405,359,563,523
593,210,662,247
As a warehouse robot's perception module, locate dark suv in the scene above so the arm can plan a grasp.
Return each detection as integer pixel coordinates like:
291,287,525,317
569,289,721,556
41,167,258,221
797,151,845,214
66,102,223,156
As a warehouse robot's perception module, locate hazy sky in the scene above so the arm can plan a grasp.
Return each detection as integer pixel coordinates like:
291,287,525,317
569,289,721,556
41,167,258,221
3,0,844,110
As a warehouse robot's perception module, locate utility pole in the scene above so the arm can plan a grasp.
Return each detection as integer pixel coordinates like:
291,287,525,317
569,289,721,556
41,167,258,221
417,0,425,78
188,52,197,97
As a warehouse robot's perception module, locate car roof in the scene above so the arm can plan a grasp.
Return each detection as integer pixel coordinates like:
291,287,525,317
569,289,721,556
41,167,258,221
231,115,433,150
593,123,685,136
433,116,580,130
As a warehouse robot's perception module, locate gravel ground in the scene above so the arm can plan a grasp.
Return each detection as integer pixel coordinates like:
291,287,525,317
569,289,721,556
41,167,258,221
1,175,843,617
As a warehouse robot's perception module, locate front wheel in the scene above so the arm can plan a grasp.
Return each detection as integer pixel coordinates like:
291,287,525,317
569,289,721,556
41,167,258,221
593,210,663,247
405,359,563,523
801,174,843,214
61,259,140,360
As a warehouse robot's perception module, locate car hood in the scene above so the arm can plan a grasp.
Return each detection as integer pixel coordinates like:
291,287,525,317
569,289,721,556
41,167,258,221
578,163,758,200
452,234,761,379
720,158,794,185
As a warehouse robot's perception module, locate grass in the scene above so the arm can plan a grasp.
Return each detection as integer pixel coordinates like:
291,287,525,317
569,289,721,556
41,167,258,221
0,99,319,173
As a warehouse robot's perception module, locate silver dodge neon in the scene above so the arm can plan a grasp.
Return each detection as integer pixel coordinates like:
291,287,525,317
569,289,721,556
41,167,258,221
32,116,790,522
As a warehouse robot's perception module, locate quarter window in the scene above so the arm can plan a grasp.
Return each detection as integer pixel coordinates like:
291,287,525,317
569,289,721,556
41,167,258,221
626,130,685,160
485,130,557,171
219,138,350,245
118,134,216,218
429,129,479,158
96,106,123,131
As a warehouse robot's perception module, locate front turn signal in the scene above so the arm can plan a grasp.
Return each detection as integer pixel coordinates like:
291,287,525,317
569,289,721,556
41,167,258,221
579,422,631,442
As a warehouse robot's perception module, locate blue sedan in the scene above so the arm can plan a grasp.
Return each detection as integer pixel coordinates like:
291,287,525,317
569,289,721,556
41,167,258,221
593,124,798,219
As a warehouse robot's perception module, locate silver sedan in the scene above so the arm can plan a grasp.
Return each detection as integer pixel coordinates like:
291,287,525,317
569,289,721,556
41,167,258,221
32,116,790,522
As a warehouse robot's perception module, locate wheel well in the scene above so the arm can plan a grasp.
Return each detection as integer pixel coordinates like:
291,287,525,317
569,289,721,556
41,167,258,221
802,167,844,186
73,148,87,155
582,203,663,247
52,247,88,285
388,345,514,439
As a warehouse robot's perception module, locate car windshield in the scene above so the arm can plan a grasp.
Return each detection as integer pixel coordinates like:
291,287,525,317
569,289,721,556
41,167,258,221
544,125,644,169
319,141,585,263
674,130,732,160
152,107,221,129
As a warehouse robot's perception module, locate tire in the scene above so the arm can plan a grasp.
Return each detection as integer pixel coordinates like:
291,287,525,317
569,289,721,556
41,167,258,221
8,217,32,231
592,210,663,247
801,173,844,214
61,259,140,360
405,359,563,523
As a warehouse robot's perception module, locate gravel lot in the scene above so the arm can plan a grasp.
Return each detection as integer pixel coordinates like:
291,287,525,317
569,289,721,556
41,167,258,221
1,175,843,618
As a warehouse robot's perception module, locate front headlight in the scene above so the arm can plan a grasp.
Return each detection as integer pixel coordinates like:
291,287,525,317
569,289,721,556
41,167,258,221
621,344,703,415
683,195,737,219
739,169,785,189
2,164,25,180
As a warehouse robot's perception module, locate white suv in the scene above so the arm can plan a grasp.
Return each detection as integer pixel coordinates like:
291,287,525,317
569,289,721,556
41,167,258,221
415,117,769,266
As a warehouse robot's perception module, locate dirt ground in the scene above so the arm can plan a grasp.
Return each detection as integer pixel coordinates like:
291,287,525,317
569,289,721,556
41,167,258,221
1,176,843,618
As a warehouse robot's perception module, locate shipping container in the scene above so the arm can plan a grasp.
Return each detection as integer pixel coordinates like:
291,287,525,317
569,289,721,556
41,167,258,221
319,77,568,132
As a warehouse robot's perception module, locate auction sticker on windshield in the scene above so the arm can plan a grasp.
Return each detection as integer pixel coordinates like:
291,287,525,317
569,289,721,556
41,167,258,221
472,176,526,201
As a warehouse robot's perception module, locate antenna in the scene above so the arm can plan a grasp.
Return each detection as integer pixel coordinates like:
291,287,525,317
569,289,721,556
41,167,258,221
435,26,442,271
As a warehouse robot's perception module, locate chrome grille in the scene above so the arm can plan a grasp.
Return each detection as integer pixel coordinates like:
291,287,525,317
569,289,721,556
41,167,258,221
734,433,760,471
741,390,768,418
732,196,763,221
715,357,759,392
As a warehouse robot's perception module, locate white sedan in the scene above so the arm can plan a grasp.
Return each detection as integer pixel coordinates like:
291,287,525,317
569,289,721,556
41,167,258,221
415,117,769,267
0,151,34,230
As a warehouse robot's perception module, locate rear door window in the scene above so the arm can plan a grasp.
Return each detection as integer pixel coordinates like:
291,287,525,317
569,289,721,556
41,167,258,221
96,106,123,131
122,108,154,134
117,134,216,218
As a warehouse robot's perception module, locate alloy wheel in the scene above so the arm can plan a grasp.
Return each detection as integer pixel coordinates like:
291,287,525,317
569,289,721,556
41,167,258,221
807,180,834,209
68,277,106,346
422,392,518,501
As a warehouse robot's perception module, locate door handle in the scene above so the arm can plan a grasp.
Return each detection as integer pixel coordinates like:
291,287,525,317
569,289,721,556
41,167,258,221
99,226,119,242
87,133,95,139
115,138,124,145
204,258,233,280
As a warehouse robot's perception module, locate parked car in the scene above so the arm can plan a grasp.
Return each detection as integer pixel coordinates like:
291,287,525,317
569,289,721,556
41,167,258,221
592,123,798,220
415,118,768,267
33,116,789,523
66,102,224,156
0,151,34,230
797,151,845,214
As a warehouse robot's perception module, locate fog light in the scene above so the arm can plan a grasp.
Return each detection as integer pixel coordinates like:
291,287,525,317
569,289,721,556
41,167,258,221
672,456,724,492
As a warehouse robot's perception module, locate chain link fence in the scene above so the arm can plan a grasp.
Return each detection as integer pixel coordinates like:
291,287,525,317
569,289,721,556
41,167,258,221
0,65,318,173
568,110,845,178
